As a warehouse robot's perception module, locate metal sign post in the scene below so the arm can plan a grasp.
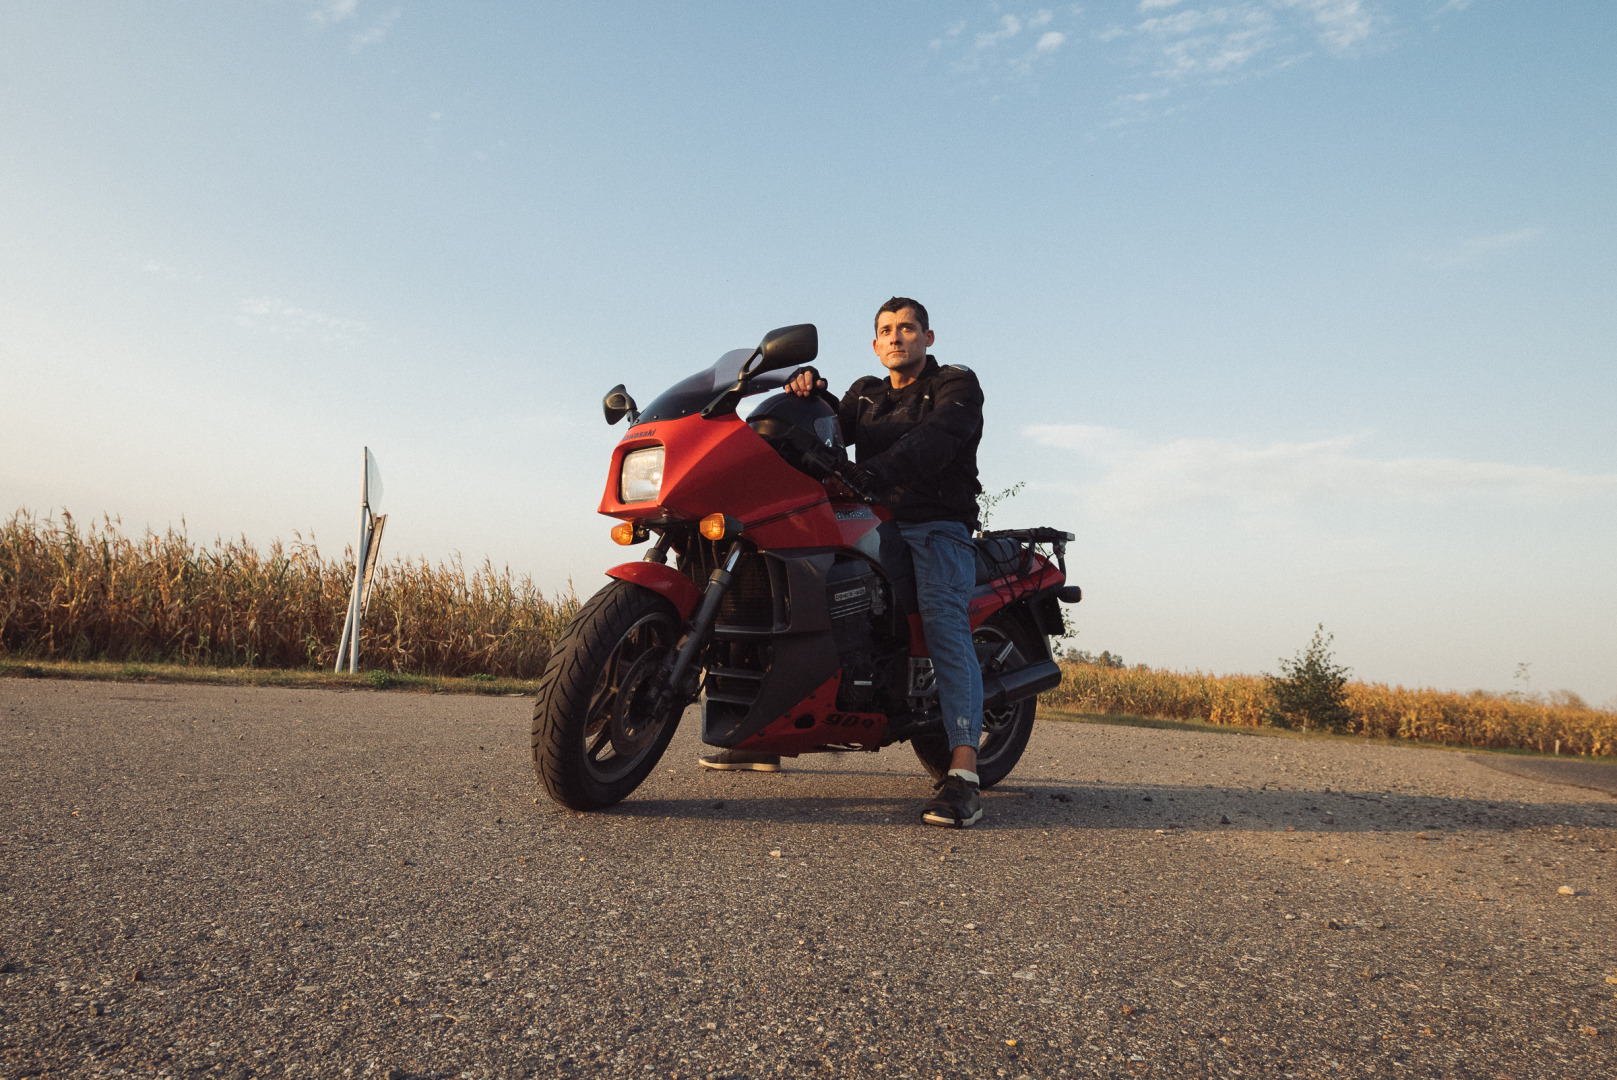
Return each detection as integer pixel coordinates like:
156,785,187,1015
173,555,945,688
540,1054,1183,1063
334,447,385,673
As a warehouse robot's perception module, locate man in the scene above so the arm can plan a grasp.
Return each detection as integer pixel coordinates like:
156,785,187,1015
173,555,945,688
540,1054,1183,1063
701,297,987,829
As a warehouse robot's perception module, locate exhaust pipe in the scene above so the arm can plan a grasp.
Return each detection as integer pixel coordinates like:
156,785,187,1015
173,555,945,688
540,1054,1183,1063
982,659,1063,710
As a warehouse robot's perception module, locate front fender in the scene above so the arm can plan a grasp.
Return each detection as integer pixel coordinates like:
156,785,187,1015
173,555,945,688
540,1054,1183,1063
606,562,702,621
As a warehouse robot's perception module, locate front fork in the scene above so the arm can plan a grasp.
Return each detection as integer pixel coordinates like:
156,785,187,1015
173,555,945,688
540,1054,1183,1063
652,540,746,713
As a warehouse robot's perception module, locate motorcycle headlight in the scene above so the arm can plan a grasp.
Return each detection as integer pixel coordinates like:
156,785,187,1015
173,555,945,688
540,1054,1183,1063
619,446,665,504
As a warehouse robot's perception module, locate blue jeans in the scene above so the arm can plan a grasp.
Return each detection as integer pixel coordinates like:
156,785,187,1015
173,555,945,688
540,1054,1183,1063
898,520,982,753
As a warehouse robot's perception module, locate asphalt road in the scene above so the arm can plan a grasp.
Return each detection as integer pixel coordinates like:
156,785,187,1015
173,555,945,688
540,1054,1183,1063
2,679,1613,1080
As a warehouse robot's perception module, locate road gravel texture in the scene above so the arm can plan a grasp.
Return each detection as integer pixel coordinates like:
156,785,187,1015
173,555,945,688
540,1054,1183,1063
2,680,1614,1080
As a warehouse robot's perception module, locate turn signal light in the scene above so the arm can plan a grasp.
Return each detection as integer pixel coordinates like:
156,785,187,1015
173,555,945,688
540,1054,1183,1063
699,513,741,541
610,522,640,546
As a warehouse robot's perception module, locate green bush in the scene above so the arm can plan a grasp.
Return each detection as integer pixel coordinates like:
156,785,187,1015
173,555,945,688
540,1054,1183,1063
1265,624,1354,733
1064,647,1126,669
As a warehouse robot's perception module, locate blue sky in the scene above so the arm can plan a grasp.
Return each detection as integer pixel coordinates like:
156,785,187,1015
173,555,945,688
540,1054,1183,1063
3,2,1613,703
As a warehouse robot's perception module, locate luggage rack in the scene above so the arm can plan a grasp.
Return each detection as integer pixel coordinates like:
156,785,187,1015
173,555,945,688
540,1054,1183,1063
978,526,1075,546
976,527,1078,592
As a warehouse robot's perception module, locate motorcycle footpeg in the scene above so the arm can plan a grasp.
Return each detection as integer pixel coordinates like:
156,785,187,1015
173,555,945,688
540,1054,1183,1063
883,713,944,742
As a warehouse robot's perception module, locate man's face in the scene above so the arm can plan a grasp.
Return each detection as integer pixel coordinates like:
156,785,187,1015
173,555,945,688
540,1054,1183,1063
873,307,934,381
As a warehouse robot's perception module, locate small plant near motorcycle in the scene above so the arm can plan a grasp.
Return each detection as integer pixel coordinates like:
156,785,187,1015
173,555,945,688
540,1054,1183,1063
976,481,1025,530
1265,624,1354,733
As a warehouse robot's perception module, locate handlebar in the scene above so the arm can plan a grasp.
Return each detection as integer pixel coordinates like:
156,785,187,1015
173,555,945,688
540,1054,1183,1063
780,429,881,504
830,466,882,505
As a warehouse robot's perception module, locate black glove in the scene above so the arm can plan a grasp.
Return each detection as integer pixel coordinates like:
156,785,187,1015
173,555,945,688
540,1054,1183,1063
786,366,825,397
787,429,844,481
843,462,890,503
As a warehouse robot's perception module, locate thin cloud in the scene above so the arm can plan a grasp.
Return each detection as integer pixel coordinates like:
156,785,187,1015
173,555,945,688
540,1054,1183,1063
308,0,359,27
237,297,368,343
351,8,400,52
1138,6,1278,79
938,6,1074,77
933,3,1472,119
928,20,968,49
976,14,1024,49
1406,227,1545,269
1280,0,1375,54
141,260,205,284
1026,424,1617,517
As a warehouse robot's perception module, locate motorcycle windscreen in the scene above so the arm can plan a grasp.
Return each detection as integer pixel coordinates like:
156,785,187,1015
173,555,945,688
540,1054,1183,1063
637,349,796,424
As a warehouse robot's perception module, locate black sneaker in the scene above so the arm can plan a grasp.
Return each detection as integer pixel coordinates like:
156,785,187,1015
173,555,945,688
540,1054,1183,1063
921,774,983,828
698,750,782,772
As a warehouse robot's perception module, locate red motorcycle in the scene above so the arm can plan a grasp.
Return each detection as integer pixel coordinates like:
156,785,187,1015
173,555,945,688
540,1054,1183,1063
531,324,1081,810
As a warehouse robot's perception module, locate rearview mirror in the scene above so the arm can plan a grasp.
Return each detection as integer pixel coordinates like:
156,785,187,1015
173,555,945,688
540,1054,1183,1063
603,384,639,426
739,323,818,379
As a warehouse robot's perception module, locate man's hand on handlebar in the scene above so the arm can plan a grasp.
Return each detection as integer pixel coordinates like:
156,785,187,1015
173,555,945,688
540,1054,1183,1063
786,367,828,397
842,463,888,502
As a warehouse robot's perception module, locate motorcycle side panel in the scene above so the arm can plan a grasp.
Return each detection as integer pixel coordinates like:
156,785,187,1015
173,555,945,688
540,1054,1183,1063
700,551,852,749
604,562,702,620
966,557,1066,629
731,671,886,755
830,501,883,552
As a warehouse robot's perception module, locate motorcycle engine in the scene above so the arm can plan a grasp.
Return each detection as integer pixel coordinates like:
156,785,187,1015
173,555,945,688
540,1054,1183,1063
825,558,882,711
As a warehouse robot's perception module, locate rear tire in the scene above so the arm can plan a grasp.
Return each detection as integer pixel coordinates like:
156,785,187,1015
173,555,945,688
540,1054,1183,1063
911,610,1041,789
531,580,684,810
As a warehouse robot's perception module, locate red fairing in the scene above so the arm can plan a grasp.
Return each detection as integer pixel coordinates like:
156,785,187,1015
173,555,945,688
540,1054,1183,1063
600,412,850,547
829,500,883,547
605,562,702,620
968,553,1066,628
732,671,886,756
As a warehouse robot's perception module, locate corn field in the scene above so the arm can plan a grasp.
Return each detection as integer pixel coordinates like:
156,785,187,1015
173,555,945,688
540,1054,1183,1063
5,509,1613,756
1041,661,1617,757
0,510,577,678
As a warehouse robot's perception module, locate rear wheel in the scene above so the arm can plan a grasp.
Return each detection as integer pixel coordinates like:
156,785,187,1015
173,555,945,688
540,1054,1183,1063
532,580,684,810
912,610,1041,789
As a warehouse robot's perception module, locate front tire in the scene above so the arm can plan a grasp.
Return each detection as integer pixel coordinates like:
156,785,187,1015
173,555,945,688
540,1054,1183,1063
912,610,1042,789
531,581,684,810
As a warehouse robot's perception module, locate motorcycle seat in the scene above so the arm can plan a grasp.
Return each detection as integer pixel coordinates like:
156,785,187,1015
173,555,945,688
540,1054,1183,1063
973,537,1026,585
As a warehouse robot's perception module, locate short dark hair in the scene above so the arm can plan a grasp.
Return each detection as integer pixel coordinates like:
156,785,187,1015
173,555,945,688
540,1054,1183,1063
875,297,928,334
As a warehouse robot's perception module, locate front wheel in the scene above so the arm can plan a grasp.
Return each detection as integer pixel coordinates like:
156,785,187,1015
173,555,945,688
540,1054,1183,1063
911,610,1042,789
531,580,684,810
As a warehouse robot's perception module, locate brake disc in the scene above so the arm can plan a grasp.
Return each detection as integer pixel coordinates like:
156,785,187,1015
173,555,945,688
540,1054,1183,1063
609,647,673,759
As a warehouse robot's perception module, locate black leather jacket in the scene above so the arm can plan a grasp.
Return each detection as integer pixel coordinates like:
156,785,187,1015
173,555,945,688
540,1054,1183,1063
835,356,984,528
